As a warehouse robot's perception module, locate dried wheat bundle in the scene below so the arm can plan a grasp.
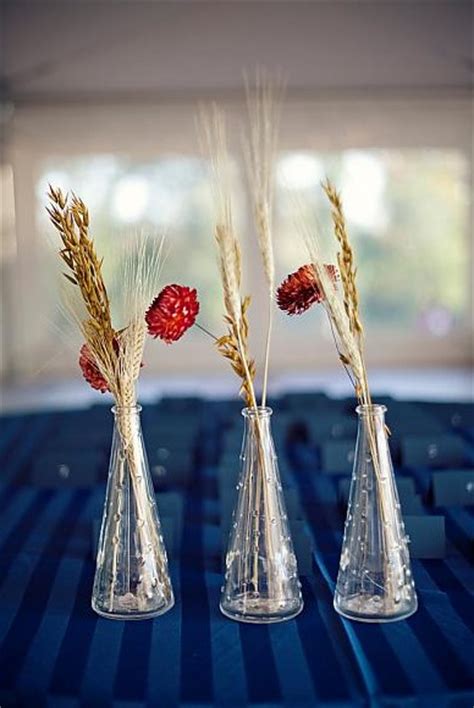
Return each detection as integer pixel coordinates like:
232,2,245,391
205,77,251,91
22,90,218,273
47,187,120,394
48,188,163,406
47,188,197,408
277,179,373,408
320,179,372,406
199,104,257,409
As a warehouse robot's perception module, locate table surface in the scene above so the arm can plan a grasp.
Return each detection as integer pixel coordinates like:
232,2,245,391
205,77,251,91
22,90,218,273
0,395,473,707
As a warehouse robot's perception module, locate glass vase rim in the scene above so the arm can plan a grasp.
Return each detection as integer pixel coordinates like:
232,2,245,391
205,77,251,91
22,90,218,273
111,404,143,414
355,403,387,416
241,405,273,418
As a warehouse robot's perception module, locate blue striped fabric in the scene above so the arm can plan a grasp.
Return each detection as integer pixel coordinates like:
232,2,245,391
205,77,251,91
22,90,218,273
0,398,473,707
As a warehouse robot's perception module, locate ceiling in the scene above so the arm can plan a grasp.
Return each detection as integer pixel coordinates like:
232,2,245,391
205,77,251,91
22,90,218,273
1,1,473,103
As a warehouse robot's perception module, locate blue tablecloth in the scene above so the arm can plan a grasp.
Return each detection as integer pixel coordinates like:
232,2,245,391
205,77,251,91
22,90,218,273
0,396,473,707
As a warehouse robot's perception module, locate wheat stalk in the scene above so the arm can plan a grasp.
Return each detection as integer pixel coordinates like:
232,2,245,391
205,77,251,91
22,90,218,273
297,202,364,395
216,296,257,407
320,179,372,405
49,188,164,405
115,235,165,406
47,186,119,392
322,181,363,334
244,69,283,288
243,69,284,407
199,105,257,409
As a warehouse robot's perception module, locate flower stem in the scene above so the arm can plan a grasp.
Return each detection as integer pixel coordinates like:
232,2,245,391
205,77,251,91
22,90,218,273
195,322,218,341
261,299,273,408
325,308,357,390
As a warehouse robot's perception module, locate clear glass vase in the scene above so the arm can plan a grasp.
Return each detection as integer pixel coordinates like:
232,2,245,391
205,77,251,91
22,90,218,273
334,404,417,622
220,407,303,623
92,405,174,620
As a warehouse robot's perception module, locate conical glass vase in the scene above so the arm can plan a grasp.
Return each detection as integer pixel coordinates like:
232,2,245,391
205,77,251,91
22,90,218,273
220,407,303,624
92,405,174,620
334,404,417,622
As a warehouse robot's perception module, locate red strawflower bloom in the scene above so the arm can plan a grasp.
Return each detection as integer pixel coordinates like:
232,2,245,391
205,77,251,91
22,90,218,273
78,344,109,393
146,284,199,343
277,263,338,315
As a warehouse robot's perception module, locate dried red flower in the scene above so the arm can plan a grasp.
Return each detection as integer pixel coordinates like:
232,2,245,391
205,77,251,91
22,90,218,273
146,284,200,343
277,263,338,315
78,344,109,393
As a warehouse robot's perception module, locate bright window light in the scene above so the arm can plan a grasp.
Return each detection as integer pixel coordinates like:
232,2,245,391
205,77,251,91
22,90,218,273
275,148,469,334
277,153,323,190
112,175,150,222
341,151,387,231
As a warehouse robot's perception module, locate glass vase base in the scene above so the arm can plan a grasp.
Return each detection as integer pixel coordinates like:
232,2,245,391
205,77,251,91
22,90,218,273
92,595,174,621
334,594,417,623
220,594,303,624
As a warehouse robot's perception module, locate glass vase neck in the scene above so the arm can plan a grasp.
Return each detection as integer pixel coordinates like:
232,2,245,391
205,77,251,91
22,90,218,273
355,404,387,419
242,406,273,420
112,404,142,416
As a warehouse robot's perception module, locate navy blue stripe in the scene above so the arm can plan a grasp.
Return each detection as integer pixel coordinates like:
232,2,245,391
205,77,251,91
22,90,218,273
2,414,55,486
113,620,153,701
313,546,378,700
239,623,282,704
290,444,413,701
179,468,213,704
350,623,414,699
423,560,474,636
15,557,88,705
48,559,98,697
0,417,25,461
0,484,19,516
0,490,53,562
408,600,474,691
296,575,366,703
445,511,474,560
0,490,89,691
146,566,181,707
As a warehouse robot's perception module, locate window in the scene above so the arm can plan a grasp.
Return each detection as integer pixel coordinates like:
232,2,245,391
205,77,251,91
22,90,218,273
36,155,226,336
5,98,472,378
275,149,470,338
